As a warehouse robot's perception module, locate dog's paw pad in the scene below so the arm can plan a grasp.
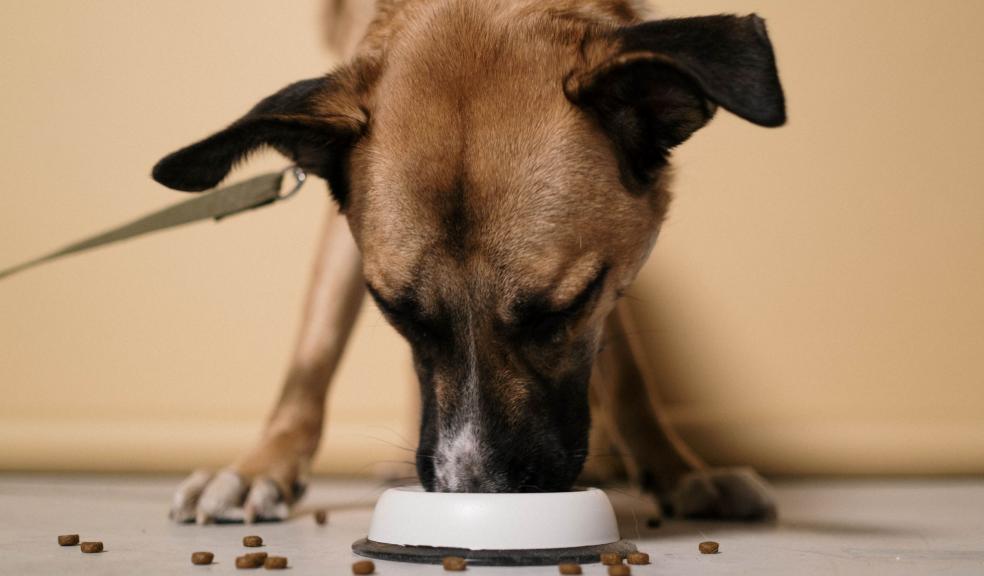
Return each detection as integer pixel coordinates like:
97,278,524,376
673,467,777,521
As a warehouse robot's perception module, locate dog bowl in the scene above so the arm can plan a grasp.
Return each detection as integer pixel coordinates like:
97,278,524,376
352,486,636,566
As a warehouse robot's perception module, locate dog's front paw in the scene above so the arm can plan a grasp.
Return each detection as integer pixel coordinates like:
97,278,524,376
670,467,777,521
170,467,302,525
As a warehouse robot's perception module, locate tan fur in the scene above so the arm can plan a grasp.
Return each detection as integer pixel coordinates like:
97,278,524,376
179,0,775,521
239,0,689,494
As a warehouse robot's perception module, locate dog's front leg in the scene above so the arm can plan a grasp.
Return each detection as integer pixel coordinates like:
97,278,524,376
171,209,364,524
592,301,777,521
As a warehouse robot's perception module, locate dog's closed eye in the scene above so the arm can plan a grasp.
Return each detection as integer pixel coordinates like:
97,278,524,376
514,266,609,342
366,283,450,344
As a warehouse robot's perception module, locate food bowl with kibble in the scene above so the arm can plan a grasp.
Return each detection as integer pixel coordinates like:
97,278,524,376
352,486,636,566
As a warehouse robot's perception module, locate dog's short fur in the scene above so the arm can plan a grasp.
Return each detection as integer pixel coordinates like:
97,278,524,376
155,0,785,523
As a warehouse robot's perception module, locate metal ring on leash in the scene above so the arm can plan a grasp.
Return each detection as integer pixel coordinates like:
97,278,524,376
279,166,307,200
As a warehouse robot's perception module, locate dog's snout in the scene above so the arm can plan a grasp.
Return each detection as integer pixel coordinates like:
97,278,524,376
420,415,585,494
430,422,504,493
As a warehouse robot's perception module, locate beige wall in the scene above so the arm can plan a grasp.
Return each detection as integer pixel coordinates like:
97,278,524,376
0,1,981,476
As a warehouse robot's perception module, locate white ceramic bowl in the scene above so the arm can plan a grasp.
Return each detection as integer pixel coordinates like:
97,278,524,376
367,486,620,551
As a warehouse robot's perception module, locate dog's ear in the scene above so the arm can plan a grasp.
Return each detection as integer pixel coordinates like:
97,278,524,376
566,14,786,185
152,73,367,202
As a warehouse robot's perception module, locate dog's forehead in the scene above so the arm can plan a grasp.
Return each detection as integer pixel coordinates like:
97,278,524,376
359,92,615,295
354,0,658,299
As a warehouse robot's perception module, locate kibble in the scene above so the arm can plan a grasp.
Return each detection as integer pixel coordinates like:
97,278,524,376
608,566,631,576
236,555,263,569
243,535,264,547
58,534,80,546
80,541,104,553
314,509,328,525
600,552,622,565
191,551,214,565
264,556,288,570
442,556,467,571
699,541,719,554
558,563,583,574
627,552,650,565
245,552,268,563
352,560,375,574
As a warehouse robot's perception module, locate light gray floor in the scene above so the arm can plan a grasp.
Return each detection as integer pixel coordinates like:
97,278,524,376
1,475,983,575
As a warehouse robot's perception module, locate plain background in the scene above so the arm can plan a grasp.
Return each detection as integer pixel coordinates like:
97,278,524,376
0,0,981,477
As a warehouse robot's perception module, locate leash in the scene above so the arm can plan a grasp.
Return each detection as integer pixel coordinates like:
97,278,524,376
0,166,307,281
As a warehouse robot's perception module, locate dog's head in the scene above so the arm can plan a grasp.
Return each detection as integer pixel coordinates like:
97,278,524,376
154,4,784,492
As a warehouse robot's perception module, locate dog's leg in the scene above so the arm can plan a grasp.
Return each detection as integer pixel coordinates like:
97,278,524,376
171,209,365,523
579,385,629,485
591,301,776,521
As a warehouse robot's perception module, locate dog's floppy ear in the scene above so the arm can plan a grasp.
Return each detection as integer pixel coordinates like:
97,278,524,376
566,14,786,185
152,74,367,200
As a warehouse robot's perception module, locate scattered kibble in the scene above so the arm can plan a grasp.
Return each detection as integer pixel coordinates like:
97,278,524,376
559,563,583,574
243,535,264,547
442,556,467,571
600,552,622,565
80,541,104,553
314,509,328,525
699,541,719,554
627,552,650,565
264,556,288,570
58,534,80,546
236,554,263,569
191,551,214,565
608,565,631,576
352,559,375,574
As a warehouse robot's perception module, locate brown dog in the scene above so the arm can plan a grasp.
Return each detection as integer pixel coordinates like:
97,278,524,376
155,0,785,523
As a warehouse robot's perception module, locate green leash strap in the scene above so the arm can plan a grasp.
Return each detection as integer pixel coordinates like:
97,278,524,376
0,167,307,281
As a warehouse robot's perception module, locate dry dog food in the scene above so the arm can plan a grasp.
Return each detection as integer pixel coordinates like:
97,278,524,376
80,541,104,553
699,541,719,554
264,556,288,569
314,509,328,525
245,552,268,563
558,563,583,574
627,552,650,565
243,535,264,547
352,560,375,574
608,565,631,576
236,555,263,569
57,534,80,546
442,556,467,571
600,552,622,565
191,551,214,565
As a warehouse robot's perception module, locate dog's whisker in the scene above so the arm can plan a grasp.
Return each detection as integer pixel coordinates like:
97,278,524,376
344,432,418,453
383,476,423,488
362,424,417,451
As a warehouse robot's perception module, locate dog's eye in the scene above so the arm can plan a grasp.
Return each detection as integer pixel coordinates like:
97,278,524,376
515,266,609,342
399,315,450,345
366,283,449,344
528,310,574,343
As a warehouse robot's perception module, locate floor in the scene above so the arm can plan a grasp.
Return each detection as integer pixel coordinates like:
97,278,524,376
1,475,983,575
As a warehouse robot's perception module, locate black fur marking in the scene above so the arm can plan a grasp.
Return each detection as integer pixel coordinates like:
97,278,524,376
570,14,786,187
373,281,596,493
620,15,786,127
151,76,364,205
443,180,473,261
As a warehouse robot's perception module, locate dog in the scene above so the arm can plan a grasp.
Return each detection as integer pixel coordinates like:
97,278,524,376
153,0,785,524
